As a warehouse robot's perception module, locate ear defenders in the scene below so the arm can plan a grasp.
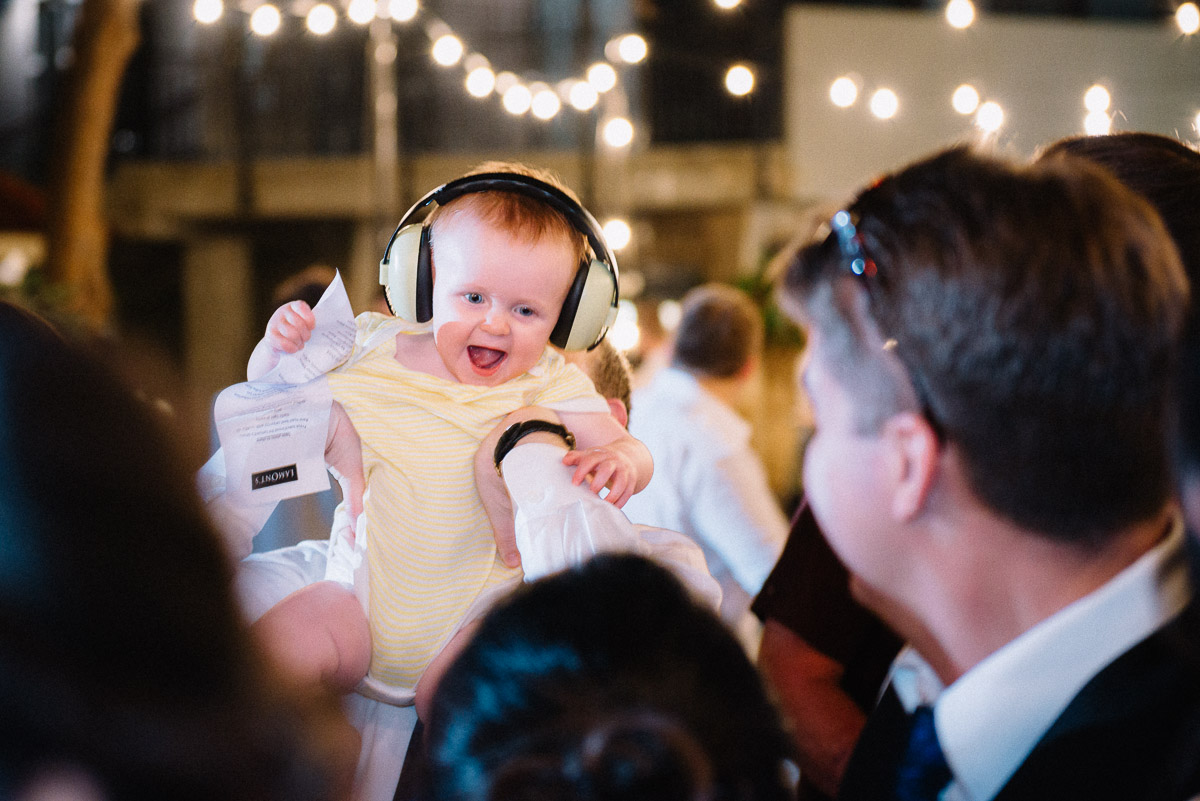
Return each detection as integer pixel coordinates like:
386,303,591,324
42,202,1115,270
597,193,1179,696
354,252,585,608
378,172,620,351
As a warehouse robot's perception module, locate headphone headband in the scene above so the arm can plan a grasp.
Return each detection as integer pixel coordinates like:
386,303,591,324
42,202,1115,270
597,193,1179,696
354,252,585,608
381,172,618,279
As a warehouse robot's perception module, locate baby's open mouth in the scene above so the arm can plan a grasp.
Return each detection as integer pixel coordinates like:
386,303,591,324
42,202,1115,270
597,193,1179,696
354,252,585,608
468,346,506,371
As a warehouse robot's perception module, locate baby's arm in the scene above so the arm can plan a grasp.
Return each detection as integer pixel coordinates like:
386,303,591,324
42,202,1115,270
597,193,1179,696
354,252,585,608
557,409,653,508
247,300,317,380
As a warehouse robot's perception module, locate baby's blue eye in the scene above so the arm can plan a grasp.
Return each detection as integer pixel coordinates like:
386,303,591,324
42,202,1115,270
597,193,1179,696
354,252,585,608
515,305,535,317
465,293,484,304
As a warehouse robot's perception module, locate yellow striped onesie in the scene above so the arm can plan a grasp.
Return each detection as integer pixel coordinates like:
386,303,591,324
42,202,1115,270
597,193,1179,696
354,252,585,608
326,313,607,695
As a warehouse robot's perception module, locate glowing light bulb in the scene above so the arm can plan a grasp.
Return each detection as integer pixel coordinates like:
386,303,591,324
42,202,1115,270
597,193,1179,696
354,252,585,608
250,4,281,36
975,100,1004,132
568,81,599,111
725,64,755,96
602,117,635,148
347,0,375,25
1084,110,1112,135
531,84,561,120
869,88,899,119
946,0,975,28
603,219,632,250
502,84,532,115
193,0,223,24
306,3,336,35
465,67,495,98
830,76,858,108
657,299,682,332
605,300,639,352
1084,84,1111,112
495,71,519,95
1178,2,1200,34
432,34,463,66
388,0,417,22
615,34,648,64
714,0,742,8
952,84,979,115
587,62,618,93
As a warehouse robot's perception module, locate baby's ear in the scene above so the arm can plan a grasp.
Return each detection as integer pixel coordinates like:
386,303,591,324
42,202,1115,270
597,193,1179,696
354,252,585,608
606,398,629,429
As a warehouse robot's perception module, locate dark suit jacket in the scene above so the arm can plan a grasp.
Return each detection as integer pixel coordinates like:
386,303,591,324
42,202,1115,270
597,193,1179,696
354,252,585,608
838,599,1200,801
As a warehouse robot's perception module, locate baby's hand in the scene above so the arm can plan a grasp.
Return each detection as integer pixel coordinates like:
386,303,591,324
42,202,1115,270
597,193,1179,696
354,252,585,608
561,446,638,508
266,300,316,354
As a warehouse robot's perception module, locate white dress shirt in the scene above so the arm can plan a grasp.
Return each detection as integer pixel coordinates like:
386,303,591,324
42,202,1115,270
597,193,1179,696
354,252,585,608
888,519,1191,801
623,367,789,638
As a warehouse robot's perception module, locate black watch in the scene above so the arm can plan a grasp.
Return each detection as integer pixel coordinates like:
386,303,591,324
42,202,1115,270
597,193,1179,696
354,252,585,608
493,420,576,475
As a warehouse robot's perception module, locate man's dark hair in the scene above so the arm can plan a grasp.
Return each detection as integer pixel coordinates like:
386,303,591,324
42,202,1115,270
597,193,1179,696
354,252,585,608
1040,133,1200,483
671,283,764,379
783,146,1189,547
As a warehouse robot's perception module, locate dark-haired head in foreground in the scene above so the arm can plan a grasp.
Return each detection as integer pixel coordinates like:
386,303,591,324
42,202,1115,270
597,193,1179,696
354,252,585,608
427,554,794,801
0,300,354,801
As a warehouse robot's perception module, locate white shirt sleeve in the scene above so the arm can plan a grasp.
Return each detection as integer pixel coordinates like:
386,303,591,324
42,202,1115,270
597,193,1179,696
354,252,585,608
501,442,723,610
197,447,279,561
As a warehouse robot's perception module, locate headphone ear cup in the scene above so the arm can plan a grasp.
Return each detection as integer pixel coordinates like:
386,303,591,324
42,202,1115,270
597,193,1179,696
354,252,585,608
550,259,619,351
379,224,433,322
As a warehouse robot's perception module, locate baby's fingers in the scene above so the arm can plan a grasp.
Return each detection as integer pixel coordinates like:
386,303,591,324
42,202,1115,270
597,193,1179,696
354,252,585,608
268,302,316,352
588,461,617,495
605,473,632,508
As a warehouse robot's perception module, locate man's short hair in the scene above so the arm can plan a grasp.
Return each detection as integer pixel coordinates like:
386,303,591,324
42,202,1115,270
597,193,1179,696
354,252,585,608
783,146,1189,546
671,284,764,379
1040,134,1200,482
430,161,588,266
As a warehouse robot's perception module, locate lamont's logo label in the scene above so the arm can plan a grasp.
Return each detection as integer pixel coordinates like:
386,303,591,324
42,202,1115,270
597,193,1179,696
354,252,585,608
252,464,298,490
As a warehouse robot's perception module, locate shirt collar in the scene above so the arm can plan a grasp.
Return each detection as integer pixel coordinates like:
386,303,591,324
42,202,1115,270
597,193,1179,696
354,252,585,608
889,517,1190,801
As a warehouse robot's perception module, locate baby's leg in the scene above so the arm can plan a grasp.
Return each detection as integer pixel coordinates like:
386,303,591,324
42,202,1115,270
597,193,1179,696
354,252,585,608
253,580,371,693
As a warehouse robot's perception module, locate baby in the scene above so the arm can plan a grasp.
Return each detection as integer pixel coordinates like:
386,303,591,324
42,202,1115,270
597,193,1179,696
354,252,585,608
246,164,652,703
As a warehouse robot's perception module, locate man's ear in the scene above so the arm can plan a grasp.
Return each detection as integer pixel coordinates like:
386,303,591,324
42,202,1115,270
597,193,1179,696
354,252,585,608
606,398,629,429
883,411,940,521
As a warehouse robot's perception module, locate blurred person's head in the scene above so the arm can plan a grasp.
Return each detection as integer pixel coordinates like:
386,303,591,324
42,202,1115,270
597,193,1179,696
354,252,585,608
427,554,794,801
1039,132,1200,532
783,145,1187,560
671,284,764,380
0,301,354,801
564,339,634,427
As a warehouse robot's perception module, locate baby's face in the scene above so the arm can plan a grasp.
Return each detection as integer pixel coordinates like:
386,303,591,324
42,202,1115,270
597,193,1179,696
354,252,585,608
430,214,576,386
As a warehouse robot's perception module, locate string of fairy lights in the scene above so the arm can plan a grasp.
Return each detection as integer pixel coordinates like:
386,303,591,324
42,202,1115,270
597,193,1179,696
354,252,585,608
193,0,1200,143
825,0,1200,136
191,0,758,151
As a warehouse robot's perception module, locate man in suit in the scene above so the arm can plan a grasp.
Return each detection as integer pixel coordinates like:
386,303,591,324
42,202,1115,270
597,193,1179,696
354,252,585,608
780,145,1200,801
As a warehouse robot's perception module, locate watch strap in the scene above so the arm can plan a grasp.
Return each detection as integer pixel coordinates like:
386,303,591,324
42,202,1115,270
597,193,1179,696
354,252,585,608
494,419,576,475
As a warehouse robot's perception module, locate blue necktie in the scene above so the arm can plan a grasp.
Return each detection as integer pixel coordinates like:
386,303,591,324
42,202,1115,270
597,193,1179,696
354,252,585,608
896,705,952,801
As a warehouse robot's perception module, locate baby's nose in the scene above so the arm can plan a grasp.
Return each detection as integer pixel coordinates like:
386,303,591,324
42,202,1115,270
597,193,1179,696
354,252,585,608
481,308,510,334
